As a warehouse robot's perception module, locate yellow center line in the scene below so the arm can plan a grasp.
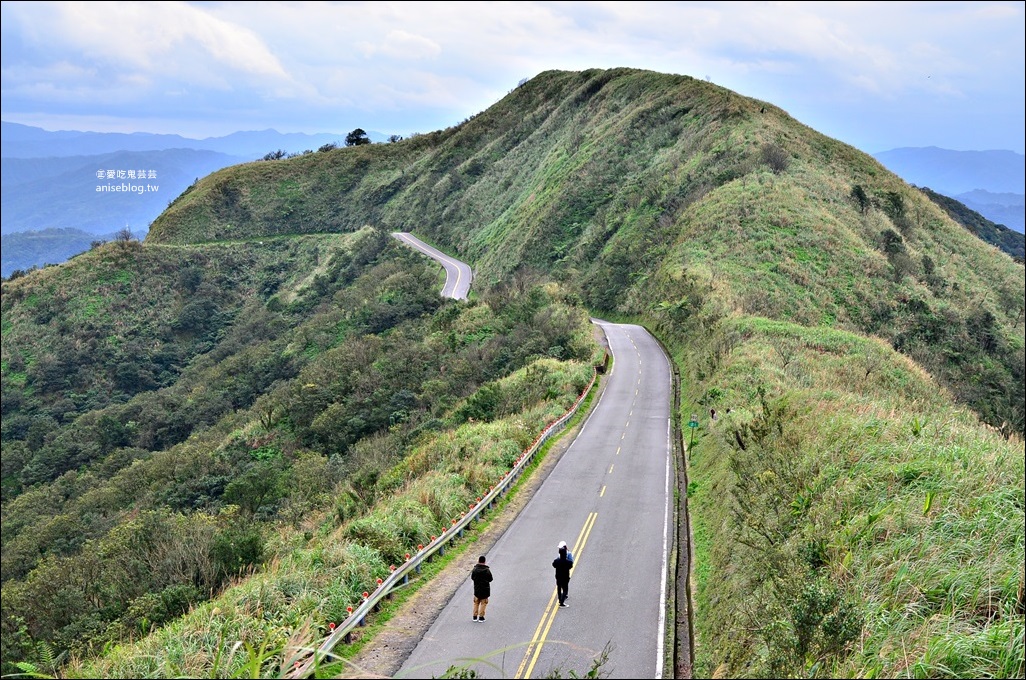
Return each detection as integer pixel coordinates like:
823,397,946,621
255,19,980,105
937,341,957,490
516,512,598,678
608,464,614,474
615,446,621,455
599,485,606,497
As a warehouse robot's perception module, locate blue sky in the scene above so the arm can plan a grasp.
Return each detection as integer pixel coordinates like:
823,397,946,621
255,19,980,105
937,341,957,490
1,1,1023,154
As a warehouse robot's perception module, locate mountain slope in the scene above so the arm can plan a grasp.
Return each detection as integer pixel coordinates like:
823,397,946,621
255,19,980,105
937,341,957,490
153,67,1025,434
916,186,1025,261
3,67,1023,679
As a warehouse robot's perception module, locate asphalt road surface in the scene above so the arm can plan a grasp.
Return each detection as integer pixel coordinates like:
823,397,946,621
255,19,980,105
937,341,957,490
398,319,675,679
391,232,473,300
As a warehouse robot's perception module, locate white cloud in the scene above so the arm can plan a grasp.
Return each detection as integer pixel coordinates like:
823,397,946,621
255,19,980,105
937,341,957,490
356,30,442,60
5,1,292,85
1,1,1022,152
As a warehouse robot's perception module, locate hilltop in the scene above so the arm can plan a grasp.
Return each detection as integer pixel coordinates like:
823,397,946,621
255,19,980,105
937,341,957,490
153,67,1024,435
2,68,1022,679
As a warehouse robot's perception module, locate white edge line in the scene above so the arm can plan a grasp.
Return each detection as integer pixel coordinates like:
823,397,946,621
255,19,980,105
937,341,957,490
394,233,464,298
656,340,672,679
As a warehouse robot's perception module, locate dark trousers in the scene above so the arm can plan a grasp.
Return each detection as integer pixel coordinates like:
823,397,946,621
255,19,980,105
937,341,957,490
556,579,569,605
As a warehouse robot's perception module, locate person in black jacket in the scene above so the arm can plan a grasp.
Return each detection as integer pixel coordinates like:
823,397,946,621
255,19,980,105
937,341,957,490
552,545,573,607
557,541,574,600
471,555,493,621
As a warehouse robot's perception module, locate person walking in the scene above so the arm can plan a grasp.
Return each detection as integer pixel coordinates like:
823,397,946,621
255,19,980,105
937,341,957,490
552,545,573,608
471,555,493,621
557,540,574,600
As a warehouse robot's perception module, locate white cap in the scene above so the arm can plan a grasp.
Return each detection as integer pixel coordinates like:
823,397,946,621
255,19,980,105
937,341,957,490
558,541,567,549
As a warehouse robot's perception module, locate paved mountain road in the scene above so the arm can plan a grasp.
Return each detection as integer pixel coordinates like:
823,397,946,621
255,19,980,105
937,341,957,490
391,232,473,300
360,235,678,678
397,320,675,679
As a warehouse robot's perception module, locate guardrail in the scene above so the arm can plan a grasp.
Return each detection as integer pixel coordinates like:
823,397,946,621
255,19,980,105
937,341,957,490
294,368,598,676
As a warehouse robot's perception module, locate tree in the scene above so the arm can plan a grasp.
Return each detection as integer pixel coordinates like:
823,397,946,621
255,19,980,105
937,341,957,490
114,228,134,244
387,134,403,144
345,128,371,146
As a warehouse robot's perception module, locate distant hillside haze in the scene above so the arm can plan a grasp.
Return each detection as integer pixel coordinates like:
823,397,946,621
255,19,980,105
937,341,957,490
954,190,1025,234
0,148,249,237
0,121,387,159
0,122,394,257
872,147,1024,195
0,227,139,278
873,147,1025,232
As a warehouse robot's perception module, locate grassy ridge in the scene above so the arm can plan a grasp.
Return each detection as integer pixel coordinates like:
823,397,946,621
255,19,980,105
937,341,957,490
3,67,1023,677
151,68,1024,434
677,317,1024,677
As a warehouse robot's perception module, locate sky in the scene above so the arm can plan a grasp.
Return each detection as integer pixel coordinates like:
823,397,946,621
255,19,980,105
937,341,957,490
1,1,1023,155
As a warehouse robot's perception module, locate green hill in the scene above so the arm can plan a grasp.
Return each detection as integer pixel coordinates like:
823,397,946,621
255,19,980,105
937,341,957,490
154,67,1024,436
2,67,1023,678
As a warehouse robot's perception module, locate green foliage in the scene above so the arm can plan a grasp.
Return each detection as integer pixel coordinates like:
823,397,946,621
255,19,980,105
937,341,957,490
1,236,596,675
211,523,265,581
345,129,371,147
2,67,1023,679
680,317,1024,678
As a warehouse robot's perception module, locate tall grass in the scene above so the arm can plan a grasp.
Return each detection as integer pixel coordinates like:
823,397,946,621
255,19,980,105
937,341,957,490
66,360,594,678
681,316,1024,678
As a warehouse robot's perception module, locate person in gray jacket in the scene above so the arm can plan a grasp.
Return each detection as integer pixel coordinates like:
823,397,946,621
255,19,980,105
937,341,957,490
471,555,493,621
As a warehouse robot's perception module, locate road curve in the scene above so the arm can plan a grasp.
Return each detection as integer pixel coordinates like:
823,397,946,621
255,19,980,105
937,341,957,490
398,320,675,679
391,232,473,300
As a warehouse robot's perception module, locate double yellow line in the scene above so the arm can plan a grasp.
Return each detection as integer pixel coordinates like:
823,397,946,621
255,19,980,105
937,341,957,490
514,512,599,679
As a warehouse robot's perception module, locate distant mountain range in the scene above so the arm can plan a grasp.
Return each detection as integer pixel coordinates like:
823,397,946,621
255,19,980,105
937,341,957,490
1,121,385,159
872,147,1025,233
0,122,390,275
1,148,249,235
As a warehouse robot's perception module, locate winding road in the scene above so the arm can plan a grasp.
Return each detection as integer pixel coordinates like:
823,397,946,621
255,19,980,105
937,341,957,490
389,234,677,678
392,232,474,300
